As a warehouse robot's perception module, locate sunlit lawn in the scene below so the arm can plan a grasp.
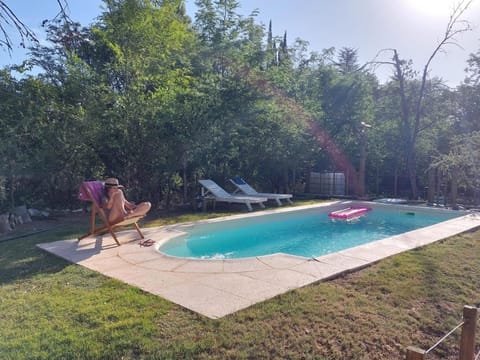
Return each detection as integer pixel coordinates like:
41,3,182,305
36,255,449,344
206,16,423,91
1,202,479,359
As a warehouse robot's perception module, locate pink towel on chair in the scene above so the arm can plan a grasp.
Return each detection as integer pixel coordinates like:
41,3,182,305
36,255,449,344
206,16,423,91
78,181,104,205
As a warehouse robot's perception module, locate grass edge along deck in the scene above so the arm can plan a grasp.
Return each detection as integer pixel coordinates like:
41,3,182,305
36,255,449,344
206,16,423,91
36,201,480,319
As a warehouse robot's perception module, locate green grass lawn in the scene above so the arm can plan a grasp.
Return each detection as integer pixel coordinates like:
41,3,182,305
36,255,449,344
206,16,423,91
1,204,479,359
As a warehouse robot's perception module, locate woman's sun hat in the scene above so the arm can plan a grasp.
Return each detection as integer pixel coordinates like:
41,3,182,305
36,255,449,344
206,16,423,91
104,177,124,188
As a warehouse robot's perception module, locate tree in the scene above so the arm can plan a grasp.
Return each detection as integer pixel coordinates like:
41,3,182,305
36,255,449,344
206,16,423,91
432,131,480,206
90,0,198,204
335,47,359,75
456,50,480,135
373,0,473,199
0,0,72,53
0,1,37,52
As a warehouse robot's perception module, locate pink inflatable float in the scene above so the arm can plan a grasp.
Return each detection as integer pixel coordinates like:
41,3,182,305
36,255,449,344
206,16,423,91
328,206,372,221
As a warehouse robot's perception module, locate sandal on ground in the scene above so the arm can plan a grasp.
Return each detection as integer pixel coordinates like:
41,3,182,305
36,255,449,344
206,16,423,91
139,239,155,247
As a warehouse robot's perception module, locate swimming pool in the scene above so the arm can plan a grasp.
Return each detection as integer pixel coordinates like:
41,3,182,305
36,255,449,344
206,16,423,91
157,202,465,259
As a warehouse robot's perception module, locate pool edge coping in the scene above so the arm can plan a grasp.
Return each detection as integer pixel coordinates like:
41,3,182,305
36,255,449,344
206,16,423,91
36,202,480,319
154,200,472,262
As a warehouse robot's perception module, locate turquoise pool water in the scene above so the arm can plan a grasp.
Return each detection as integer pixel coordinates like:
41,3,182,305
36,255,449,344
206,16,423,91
158,205,463,259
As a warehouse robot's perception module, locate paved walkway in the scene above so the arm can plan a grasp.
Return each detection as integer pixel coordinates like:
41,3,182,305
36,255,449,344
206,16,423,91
37,205,480,319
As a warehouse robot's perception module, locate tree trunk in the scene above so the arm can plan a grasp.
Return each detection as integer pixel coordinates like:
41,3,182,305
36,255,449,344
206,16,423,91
407,149,417,199
291,167,296,194
9,166,16,210
427,167,435,204
394,168,398,197
450,176,458,208
182,154,188,203
357,129,367,197
392,50,417,199
305,167,311,193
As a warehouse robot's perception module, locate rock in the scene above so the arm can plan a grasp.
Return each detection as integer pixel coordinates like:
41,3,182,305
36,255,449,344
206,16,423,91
28,208,49,218
8,213,16,229
0,214,12,233
14,205,32,223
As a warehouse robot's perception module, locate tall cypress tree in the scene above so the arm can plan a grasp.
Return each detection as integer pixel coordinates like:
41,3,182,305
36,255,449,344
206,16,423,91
278,30,288,65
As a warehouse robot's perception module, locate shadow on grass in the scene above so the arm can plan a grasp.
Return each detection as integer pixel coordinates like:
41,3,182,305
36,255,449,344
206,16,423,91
0,211,185,286
0,225,85,285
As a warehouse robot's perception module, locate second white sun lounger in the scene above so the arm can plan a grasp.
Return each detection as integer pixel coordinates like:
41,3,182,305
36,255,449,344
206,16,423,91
198,179,267,211
229,177,293,206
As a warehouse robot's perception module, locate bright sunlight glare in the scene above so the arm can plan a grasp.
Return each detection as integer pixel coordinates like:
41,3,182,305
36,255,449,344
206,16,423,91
406,0,459,17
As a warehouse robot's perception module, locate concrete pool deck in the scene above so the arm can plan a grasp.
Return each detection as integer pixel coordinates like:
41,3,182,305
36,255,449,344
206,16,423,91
37,203,480,319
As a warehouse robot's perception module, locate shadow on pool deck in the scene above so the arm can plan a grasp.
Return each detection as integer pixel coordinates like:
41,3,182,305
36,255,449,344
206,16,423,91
37,204,480,319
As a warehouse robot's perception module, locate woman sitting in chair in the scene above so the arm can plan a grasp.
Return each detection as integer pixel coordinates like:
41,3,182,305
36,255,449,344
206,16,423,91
102,178,151,223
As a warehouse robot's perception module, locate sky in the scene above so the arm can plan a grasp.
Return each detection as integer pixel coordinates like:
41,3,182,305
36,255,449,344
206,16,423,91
1,0,480,86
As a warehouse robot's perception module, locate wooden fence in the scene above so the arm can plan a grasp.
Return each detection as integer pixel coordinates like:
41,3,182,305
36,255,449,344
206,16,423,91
406,305,478,359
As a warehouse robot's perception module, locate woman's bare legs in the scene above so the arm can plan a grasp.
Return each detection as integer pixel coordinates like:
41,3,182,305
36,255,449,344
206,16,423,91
108,190,151,223
126,201,151,218
108,190,128,223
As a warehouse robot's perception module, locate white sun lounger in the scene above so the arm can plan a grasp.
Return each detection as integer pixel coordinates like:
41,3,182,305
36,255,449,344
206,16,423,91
229,177,293,206
198,179,267,212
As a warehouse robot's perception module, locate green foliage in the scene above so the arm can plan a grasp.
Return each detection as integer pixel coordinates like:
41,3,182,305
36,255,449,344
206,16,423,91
1,0,479,210
432,131,480,187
